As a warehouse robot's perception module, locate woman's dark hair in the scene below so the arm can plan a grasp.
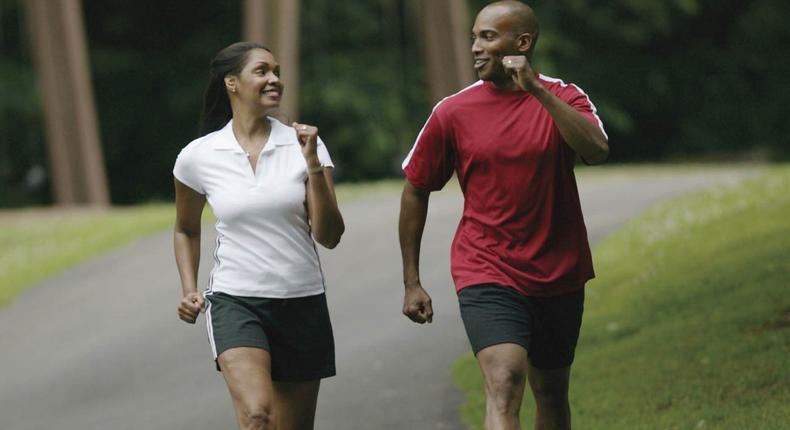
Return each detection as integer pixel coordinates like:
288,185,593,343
198,41,270,136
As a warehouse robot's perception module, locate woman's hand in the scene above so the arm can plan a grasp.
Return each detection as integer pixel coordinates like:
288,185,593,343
292,122,320,163
178,292,205,324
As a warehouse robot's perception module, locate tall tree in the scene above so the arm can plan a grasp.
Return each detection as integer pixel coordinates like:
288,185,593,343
419,0,475,104
23,0,108,206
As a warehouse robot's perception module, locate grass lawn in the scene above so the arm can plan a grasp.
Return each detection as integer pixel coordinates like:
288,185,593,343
453,166,790,429
0,204,177,306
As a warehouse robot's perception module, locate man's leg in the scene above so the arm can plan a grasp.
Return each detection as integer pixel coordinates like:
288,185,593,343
218,347,276,430
476,343,530,430
526,361,571,430
273,380,321,430
525,289,583,430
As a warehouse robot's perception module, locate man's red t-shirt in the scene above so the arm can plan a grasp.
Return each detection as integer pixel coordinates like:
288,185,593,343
402,75,607,297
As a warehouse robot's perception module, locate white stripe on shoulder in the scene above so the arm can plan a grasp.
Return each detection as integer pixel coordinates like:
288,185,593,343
539,74,608,139
539,74,567,85
402,81,484,169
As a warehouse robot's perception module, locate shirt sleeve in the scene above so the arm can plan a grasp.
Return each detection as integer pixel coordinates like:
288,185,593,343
316,136,334,168
401,108,455,191
560,83,608,140
173,144,206,195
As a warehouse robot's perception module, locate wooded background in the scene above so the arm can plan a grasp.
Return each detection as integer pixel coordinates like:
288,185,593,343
1,0,787,206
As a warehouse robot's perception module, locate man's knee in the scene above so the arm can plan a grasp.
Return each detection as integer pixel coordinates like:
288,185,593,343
477,344,529,409
532,385,568,408
528,369,570,408
484,365,527,410
241,402,275,430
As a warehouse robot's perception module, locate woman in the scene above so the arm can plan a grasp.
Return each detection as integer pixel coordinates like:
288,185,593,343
173,41,344,430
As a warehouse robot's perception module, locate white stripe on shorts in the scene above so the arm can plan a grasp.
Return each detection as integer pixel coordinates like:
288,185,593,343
203,292,218,359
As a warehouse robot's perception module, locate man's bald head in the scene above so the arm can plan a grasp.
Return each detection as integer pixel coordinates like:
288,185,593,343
480,1,540,46
471,0,541,82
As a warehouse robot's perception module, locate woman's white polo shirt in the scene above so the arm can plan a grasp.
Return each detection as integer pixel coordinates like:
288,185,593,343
173,118,333,298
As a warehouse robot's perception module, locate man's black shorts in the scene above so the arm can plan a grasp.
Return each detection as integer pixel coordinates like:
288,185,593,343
458,284,584,369
205,291,336,381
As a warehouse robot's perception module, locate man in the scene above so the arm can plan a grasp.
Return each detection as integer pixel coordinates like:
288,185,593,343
399,1,608,429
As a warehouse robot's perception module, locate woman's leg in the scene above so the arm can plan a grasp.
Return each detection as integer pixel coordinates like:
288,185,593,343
218,347,276,430
273,379,321,430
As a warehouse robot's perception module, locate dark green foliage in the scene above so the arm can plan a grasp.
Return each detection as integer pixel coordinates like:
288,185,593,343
83,0,241,203
0,0,48,206
299,0,428,181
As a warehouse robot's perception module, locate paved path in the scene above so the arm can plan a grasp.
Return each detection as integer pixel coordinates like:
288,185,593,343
0,168,758,429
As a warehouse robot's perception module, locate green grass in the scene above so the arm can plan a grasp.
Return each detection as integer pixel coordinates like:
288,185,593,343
453,166,790,429
0,204,176,305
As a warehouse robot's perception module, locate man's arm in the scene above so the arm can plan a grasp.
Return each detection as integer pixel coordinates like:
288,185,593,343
399,181,434,324
503,56,609,164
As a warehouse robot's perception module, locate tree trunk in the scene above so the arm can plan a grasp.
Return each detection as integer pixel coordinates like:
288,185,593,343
419,0,475,104
24,0,109,206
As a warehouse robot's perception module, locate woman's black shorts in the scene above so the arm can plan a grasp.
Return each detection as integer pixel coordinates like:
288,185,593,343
205,291,336,381
458,284,584,370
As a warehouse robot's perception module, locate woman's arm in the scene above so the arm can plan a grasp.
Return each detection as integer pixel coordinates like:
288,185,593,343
305,166,345,249
173,178,206,323
293,123,345,249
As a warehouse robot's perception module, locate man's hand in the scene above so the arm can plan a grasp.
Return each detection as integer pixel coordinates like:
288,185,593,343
178,292,205,324
502,55,542,93
403,283,434,324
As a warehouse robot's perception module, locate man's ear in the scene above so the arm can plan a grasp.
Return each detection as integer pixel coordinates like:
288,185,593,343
224,76,237,93
517,32,535,54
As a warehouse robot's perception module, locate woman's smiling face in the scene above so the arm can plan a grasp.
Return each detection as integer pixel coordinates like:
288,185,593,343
230,48,283,111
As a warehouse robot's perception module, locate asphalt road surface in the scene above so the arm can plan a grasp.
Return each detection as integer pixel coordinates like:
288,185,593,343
0,167,758,430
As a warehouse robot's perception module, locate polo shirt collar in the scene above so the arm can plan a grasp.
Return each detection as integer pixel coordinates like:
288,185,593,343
211,117,295,153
